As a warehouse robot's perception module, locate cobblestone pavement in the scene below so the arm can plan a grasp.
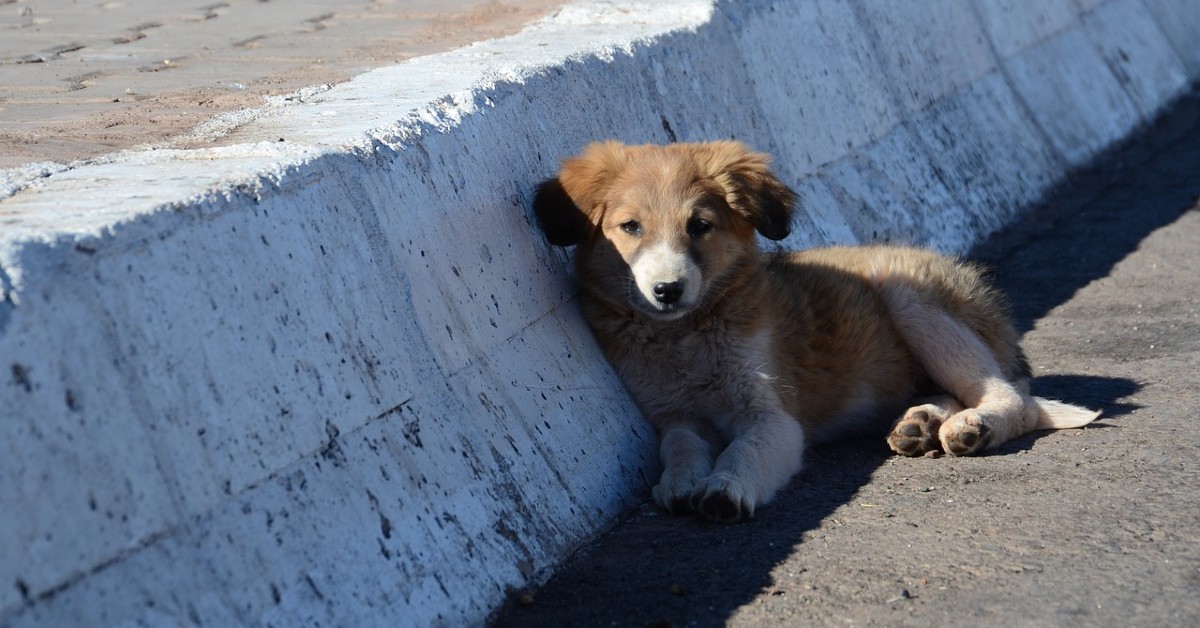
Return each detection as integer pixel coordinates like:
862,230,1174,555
0,0,563,168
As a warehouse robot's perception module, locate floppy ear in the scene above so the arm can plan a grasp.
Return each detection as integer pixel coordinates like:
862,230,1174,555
533,178,589,246
699,141,796,241
532,142,629,246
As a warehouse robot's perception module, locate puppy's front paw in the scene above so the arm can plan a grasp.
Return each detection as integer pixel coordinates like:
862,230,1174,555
689,473,755,523
887,407,943,456
652,469,705,515
940,410,993,456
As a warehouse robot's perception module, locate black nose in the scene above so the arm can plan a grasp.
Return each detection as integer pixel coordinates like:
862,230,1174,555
652,281,684,305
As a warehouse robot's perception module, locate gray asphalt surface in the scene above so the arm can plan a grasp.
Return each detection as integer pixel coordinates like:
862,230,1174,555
493,90,1200,627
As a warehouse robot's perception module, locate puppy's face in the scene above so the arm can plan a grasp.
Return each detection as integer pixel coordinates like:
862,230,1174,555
534,141,796,320
592,166,744,318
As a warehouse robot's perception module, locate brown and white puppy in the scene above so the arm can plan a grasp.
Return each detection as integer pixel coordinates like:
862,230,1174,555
533,140,1099,523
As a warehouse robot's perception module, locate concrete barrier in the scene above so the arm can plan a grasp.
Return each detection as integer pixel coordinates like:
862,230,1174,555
2,0,1197,625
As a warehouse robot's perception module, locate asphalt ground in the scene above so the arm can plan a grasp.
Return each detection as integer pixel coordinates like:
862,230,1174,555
493,89,1200,627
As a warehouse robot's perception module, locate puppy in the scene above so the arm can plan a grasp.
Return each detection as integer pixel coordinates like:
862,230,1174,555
533,140,1099,522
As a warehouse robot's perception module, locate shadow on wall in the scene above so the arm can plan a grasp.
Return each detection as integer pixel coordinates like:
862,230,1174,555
492,90,1200,628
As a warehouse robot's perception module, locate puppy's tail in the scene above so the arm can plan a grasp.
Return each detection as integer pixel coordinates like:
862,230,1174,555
1033,397,1102,429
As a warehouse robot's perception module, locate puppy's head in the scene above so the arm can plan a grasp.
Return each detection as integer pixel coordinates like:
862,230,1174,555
534,141,795,320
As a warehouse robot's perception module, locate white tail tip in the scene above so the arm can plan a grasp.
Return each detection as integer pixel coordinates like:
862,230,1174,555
1034,397,1102,429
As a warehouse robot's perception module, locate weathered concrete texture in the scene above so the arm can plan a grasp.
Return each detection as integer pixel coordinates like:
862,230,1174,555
1,0,1198,625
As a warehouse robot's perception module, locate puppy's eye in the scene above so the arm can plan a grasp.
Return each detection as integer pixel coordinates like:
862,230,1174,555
687,218,713,238
620,220,642,236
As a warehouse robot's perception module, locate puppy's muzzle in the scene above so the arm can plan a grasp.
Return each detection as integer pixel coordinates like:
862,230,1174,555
631,243,702,316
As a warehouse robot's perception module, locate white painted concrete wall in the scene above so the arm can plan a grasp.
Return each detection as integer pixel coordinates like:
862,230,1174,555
2,0,1197,625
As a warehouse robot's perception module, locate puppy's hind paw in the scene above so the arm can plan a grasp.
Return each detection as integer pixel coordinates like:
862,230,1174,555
888,408,943,456
940,410,993,456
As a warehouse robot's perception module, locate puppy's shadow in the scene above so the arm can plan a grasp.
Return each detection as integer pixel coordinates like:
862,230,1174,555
1034,374,1142,418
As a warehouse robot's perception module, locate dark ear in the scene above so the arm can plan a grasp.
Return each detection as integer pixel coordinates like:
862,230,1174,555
727,168,795,240
699,141,796,241
532,142,629,246
533,178,589,246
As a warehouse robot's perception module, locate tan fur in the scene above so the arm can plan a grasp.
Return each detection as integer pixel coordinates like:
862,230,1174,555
533,141,1099,522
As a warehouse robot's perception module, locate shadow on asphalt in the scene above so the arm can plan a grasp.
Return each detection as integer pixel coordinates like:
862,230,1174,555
495,90,1200,628
494,439,890,628
1034,374,1144,418
970,91,1200,336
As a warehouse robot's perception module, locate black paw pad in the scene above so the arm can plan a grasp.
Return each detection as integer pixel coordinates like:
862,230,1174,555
946,423,991,456
888,410,943,457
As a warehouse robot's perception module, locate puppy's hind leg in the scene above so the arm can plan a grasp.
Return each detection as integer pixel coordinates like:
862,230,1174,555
877,285,1031,456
